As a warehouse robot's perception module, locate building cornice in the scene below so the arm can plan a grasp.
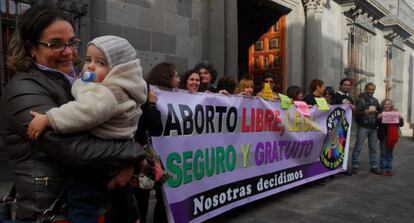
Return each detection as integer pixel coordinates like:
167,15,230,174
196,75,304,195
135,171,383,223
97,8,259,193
405,37,414,49
334,0,389,20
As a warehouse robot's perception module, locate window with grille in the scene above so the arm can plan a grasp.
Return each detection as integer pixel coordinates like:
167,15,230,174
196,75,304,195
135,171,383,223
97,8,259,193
346,25,375,96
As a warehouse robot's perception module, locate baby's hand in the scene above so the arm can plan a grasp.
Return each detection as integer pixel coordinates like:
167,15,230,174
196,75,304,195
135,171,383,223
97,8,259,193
27,111,50,140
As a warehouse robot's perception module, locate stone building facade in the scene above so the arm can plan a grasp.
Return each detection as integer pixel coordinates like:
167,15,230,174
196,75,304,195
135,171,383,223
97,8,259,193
1,0,414,126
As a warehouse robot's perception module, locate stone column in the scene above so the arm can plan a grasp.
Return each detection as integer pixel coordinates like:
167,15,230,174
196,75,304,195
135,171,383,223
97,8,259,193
303,0,325,86
224,0,238,76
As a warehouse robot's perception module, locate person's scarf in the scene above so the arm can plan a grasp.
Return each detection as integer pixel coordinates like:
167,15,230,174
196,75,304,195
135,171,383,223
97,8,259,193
387,124,399,149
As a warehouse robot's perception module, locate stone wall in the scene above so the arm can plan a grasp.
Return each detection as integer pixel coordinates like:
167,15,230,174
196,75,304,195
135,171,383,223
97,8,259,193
88,0,202,77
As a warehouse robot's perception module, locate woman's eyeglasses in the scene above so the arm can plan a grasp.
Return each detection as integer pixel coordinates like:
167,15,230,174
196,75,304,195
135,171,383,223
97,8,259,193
324,92,332,96
264,80,274,84
37,39,81,52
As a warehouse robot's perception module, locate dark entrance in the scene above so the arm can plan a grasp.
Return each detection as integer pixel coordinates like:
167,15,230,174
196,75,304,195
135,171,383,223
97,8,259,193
237,0,289,93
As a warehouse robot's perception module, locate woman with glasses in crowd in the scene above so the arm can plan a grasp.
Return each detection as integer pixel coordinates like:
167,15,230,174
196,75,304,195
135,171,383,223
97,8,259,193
323,86,336,104
0,5,146,222
257,72,280,100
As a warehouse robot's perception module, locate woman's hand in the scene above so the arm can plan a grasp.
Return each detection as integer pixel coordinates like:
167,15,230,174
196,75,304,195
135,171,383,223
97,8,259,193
148,89,158,104
27,111,50,140
137,158,148,173
218,89,230,95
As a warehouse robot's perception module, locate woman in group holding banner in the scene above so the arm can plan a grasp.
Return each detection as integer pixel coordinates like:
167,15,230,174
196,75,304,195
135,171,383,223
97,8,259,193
377,99,404,176
134,62,180,223
179,69,200,93
237,78,254,96
257,72,280,100
286,85,304,101
303,79,325,105
195,61,218,93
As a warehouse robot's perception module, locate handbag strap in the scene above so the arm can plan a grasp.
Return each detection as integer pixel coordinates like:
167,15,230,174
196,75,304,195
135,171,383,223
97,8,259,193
2,183,16,204
37,184,67,223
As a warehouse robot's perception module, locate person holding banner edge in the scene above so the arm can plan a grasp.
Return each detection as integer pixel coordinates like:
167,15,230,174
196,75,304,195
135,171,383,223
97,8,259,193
334,78,355,109
330,78,356,176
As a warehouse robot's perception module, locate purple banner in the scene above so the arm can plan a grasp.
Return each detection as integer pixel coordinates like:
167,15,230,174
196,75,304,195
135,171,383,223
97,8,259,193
151,89,352,223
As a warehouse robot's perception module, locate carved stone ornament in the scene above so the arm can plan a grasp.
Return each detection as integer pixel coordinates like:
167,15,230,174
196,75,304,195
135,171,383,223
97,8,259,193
303,0,326,13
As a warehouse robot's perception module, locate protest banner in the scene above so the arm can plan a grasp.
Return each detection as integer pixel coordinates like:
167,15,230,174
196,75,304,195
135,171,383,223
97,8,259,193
151,90,352,223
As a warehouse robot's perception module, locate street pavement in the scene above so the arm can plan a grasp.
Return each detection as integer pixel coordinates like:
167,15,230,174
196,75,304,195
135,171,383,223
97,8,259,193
1,135,414,223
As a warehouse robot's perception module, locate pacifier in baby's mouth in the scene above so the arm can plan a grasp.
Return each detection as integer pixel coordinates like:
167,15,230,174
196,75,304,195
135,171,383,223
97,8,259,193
81,71,96,82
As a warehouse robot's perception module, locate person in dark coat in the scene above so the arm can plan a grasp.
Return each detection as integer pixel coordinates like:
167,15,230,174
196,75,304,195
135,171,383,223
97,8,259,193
133,62,179,223
351,82,381,175
0,5,146,222
333,78,355,109
303,79,325,105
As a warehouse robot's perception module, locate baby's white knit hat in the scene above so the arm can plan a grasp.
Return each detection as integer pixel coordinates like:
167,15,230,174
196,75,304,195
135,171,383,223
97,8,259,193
88,35,137,69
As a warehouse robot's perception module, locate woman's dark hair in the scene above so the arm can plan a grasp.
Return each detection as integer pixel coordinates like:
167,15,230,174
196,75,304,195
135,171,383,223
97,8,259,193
194,61,218,84
286,85,303,100
7,4,75,72
324,86,335,96
179,69,199,90
309,79,324,92
217,76,238,94
146,62,177,88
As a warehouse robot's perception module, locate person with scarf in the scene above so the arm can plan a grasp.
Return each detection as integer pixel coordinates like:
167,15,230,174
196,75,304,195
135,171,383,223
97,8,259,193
377,99,404,176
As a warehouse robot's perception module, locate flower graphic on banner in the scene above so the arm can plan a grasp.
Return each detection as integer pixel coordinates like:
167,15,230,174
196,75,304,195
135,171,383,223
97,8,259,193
320,108,349,169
